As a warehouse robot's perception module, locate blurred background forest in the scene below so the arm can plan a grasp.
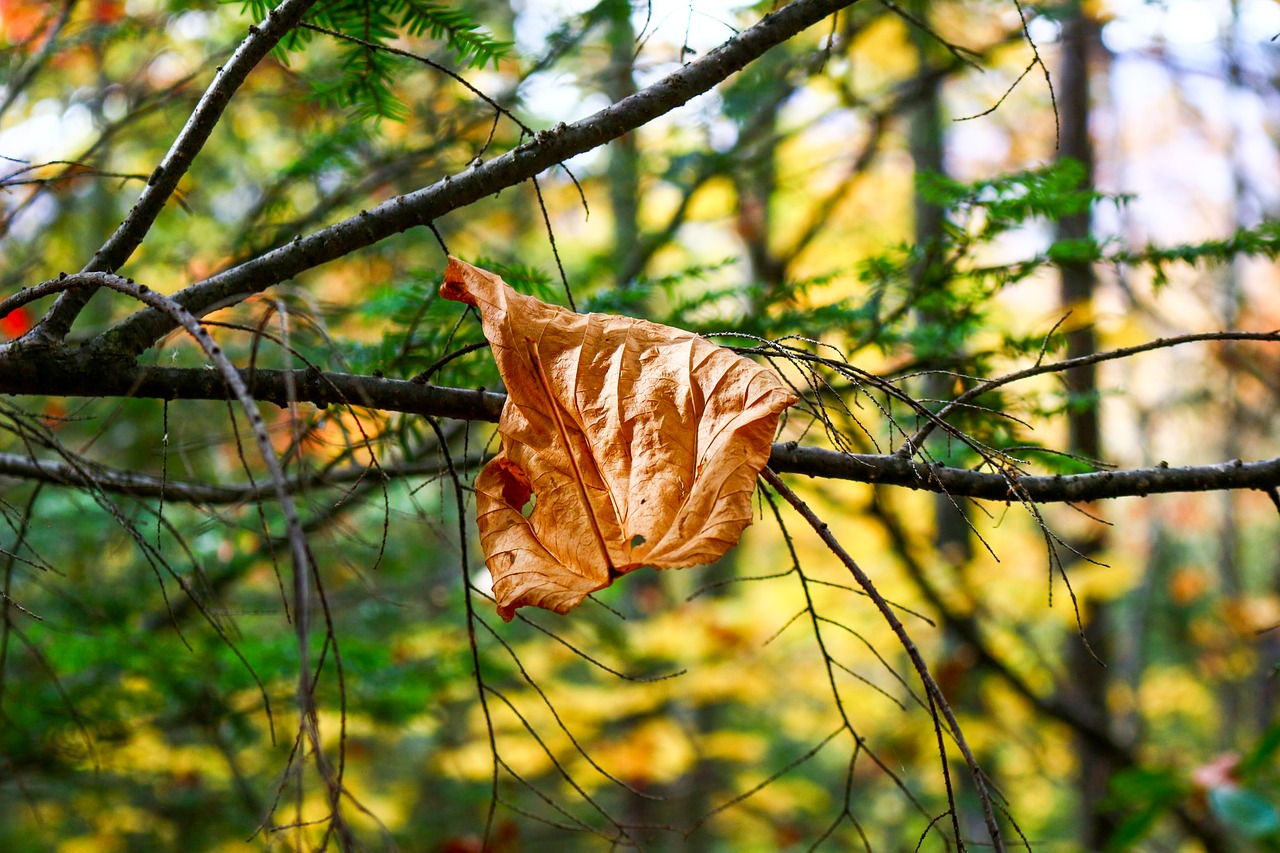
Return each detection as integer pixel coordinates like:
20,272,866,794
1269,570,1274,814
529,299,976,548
1,0,1279,850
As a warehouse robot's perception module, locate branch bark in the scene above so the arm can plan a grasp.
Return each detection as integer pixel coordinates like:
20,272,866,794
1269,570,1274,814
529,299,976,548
1,353,1276,503
92,0,863,356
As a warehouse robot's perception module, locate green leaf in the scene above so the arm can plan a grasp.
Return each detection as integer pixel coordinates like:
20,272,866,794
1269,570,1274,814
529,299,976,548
1103,767,1187,851
399,1,513,69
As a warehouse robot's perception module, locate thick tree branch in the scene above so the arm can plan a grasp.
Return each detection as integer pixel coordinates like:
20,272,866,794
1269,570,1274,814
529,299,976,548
95,0,864,356
0,353,508,422
768,444,1280,501
28,0,320,344
0,353,1276,503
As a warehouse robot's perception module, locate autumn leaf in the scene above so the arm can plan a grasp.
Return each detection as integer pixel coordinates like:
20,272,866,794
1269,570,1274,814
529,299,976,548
441,258,798,620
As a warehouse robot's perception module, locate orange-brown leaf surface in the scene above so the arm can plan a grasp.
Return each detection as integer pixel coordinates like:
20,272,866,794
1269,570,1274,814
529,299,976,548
442,257,798,620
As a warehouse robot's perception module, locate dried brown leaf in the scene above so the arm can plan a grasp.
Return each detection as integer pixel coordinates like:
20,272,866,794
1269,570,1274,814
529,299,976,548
442,257,797,620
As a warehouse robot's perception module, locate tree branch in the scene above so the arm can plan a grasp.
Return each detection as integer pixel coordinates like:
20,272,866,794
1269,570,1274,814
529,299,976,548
0,352,1275,503
903,329,1280,454
94,0,864,356
28,0,320,344
761,467,1006,850
0,451,481,503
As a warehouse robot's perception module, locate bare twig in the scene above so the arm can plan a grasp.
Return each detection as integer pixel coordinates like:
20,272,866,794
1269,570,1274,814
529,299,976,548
761,466,1006,850
25,270,332,825
0,450,483,503
903,329,1280,452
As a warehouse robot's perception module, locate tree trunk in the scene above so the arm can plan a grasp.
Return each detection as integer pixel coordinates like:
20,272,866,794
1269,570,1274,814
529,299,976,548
603,0,641,289
1055,5,1121,848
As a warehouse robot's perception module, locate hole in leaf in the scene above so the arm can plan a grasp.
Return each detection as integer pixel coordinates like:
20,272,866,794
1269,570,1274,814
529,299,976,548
630,534,646,548
521,493,537,518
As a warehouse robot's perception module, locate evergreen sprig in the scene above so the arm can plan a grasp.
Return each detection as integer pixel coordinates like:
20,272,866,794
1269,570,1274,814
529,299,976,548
397,1,512,69
973,220,1280,289
920,161,1280,290
227,0,510,120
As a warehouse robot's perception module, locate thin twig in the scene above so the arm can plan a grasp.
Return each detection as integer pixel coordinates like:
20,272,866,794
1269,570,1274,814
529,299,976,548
761,466,1006,851
1,352,1278,502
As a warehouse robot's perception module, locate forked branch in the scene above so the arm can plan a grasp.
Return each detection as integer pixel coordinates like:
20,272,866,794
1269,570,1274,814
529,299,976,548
93,0,865,355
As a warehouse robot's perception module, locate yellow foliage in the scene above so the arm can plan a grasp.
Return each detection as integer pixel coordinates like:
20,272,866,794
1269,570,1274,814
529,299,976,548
438,730,558,781
539,680,670,730
849,14,917,84
589,718,695,786
1059,549,1143,604
680,662,776,707
1139,666,1220,734
700,730,769,764
59,837,126,853
759,773,833,817
682,174,738,223
59,803,175,850
1225,594,1280,634
105,726,223,783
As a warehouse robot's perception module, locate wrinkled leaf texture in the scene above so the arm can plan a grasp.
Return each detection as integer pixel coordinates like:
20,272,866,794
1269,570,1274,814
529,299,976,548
442,258,797,620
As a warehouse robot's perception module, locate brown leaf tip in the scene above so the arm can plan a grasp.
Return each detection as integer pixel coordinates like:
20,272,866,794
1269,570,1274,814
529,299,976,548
439,255,479,306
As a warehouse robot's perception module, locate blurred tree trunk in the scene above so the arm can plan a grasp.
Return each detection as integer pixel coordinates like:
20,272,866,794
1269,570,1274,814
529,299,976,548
602,0,640,289
732,52,789,294
1222,0,1253,745
906,2,986,842
907,9,971,563
1055,4,1122,847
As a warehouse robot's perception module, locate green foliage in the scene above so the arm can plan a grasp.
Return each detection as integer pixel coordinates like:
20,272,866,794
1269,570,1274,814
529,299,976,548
227,0,511,119
343,259,565,388
924,162,1280,290
1104,767,1189,852
1105,726,1280,850
1130,219,1280,287
396,1,512,68
1211,787,1280,841
917,158,1118,235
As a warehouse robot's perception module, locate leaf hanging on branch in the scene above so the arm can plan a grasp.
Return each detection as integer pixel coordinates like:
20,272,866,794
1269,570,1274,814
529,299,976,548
441,258,798,620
